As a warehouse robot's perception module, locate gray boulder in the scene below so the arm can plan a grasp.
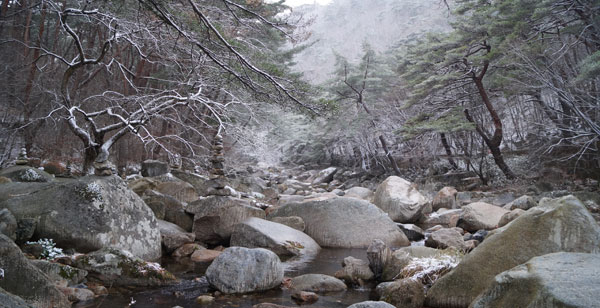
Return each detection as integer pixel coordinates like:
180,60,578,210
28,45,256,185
30,260,88,286
456,202,509,232
0,234,70,308
347,301,395,308
425,228,467,250
373,176,429,223
344,187,374,201
206,247,283,294
290,274,347,292
73,247,176,287
0,287,35,308
503,195,537,211
397,223,425,241
0,208,17,241
269,197,409,248
432,186,458,211
158,220,195,253
230,218,320,256
382,246,452,282
141,160,169,177
0,176,161,260
142,190,193,232
418,209,462,229
379,278,425,308
155,180,198,204
171,169,210,196
187,196,266,245
497,208,525,227
334,256,375,284
269,216,305,232
310,167,338,185
471,252,600,308
0,166,53,183
426,195,600,308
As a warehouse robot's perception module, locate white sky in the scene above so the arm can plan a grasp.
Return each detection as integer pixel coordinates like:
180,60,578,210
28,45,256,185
283,0,333,7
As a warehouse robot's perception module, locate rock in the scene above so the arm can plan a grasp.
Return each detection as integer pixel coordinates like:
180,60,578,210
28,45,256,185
0,176,11,184
344,187,374,201
418,209,462,229
425,195,600,308
503,195,537,211
30,260,87,286
0,176,161,260
373,176,429,223
127,177,159,195
382,246,454,282
291,290,318,304
187,196,266,245
0,286,35,308
206,247,283,294
456,202,509,232
0,166,54,183
73,248,176,287
15,217,37,245
0,208,17,241
253,304,293,308
425,228,467,250
268,216,305,232
290,274,347,292
141,160,169,177
432,187,458,211
347,301,396,308
87,283,108,296
379,278,425,308
367,239,391,280
230,218,320,256
464,239,478,251
471,229,488,243
172,243,204,258
310,167,338,185
171,170,210,196
334,256,375,284
158,220,195,253
155,181,198,204
142,190,193,231
0,234,70,308
397,223,425,241
269,197,409,248
471,252,600,308
497,208,525,227
190,249,222,263
56,286,94,302
196,295,215,304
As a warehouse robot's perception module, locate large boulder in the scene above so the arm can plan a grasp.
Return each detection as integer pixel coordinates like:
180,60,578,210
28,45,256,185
30,260,88,286
187,196,266,245
0,166,54,183
205,247,283,294
432,187,458,211
418,209,462,229
344,187,374,201
230,218,320,256
426,195,600,308
158,220,195,254
379,278,425,308
290,274,347,292
142,190,193,231
72,248,176,287
347,301,395,308
373,176,428,223
425,228,467,250
0,287,35,308
171,169,210,196
456,202,509,232
269,216,305,232
269,197,409,248
141,160,169,177
471,252,600,308
0,208,17,241
503,195,537,211
382,246,455,282
310,167,338,185
0,176,161,260
155,180,198,204
0,234,70,308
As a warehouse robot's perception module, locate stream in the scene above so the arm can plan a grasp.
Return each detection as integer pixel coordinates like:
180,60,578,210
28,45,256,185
73,248,376,308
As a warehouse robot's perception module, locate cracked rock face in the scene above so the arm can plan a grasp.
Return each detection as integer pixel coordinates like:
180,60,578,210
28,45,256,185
0,176,161,261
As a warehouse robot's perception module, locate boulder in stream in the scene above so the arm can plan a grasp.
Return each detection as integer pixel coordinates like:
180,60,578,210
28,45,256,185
373,176,429,223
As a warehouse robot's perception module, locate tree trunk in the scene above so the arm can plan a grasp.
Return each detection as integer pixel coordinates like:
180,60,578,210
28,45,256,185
440,133,458,169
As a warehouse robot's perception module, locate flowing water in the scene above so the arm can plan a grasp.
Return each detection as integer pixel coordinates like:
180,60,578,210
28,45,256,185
73,248,377,308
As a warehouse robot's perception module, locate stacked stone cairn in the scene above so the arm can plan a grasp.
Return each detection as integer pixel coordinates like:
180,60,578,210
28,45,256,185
206,133,232,196
15,148,29,165
93,152,113,176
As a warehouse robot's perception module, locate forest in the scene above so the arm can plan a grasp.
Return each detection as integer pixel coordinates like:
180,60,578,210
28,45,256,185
0,0,599,308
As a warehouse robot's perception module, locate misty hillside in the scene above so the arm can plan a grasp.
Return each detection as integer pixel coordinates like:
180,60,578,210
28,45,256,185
292,0,452,82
